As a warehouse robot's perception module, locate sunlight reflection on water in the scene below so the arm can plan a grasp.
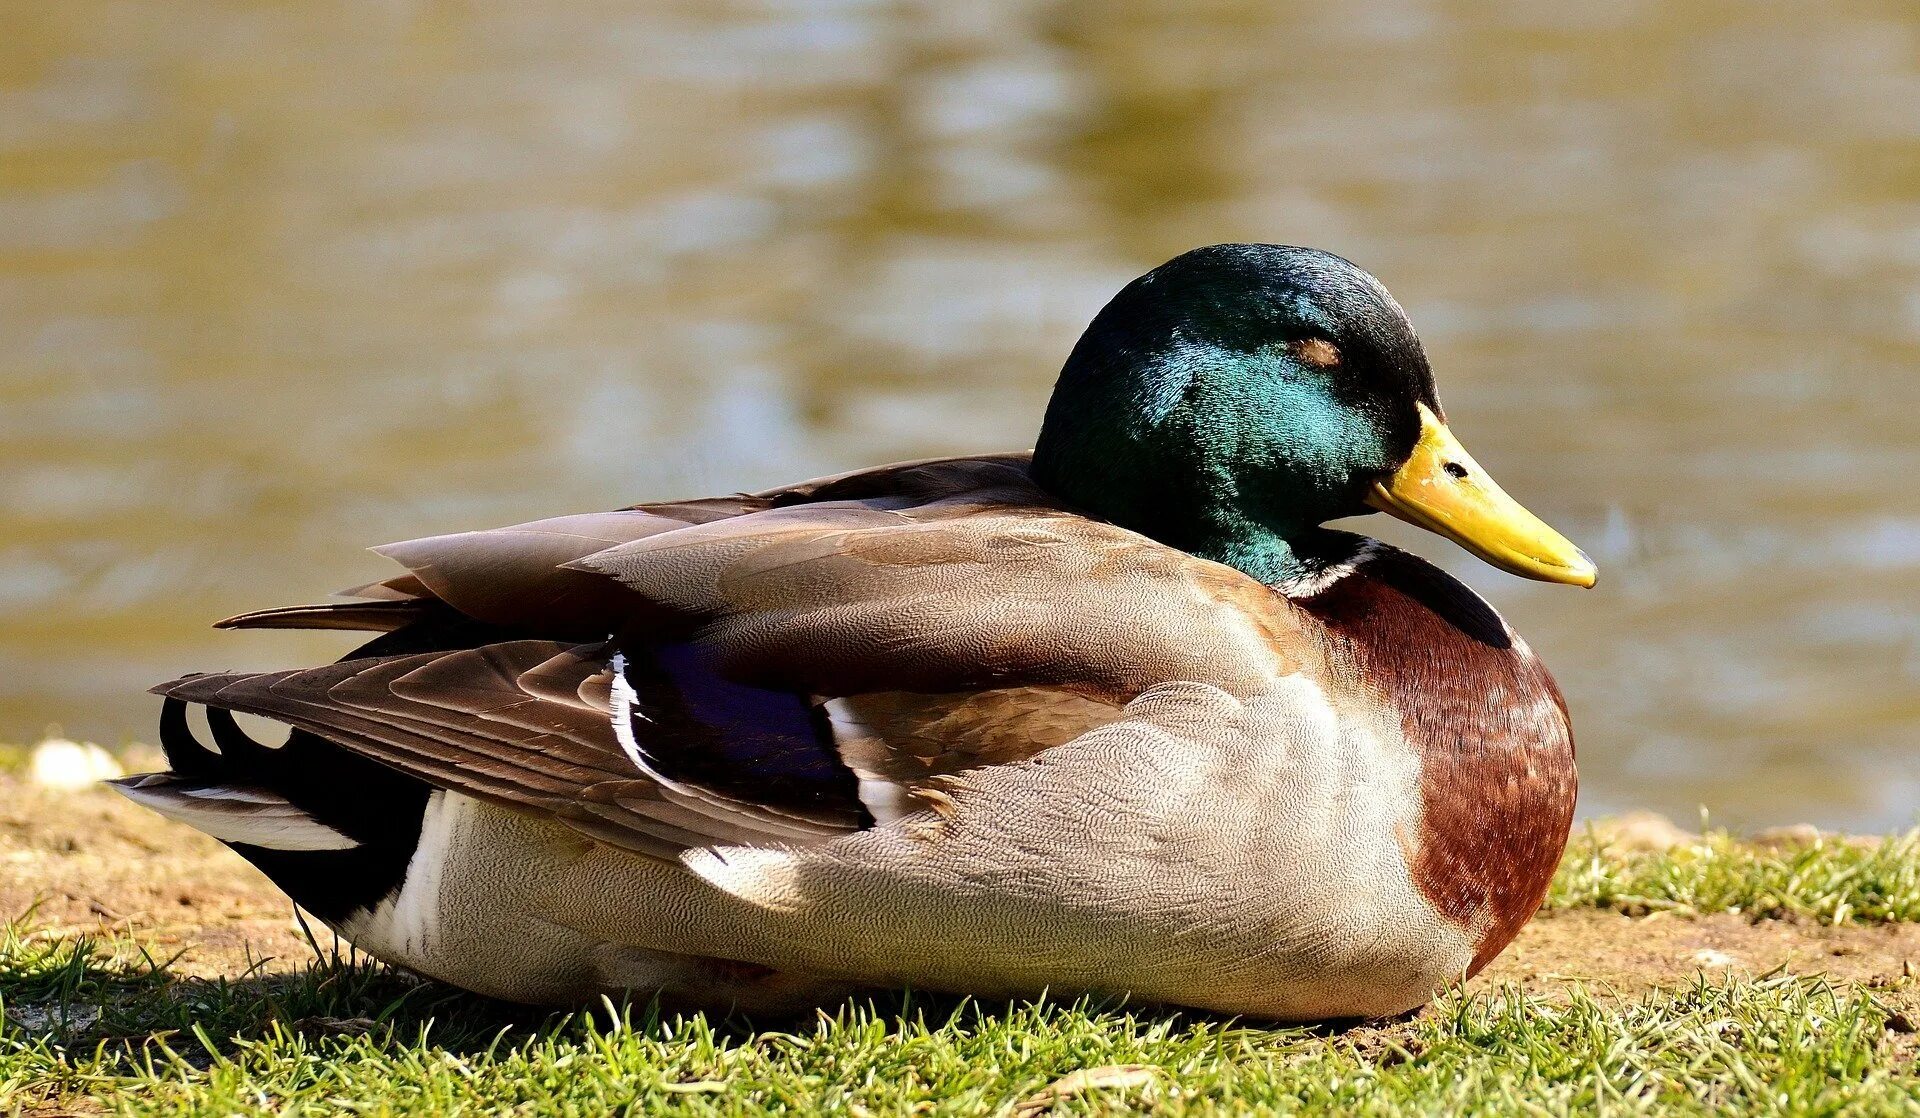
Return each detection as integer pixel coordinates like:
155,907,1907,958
4,0,1920,829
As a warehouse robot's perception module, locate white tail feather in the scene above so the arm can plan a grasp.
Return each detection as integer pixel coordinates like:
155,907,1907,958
111,775,360,851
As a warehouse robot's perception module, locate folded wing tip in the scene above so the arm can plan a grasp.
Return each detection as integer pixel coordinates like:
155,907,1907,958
149,674,205,698
212,600,426,633
558,555,607,575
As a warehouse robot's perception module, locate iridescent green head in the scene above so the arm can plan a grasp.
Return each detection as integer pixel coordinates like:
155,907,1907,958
1032,244,1595,589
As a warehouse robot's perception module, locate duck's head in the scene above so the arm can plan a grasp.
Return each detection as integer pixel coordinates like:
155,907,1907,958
1031,244,1596,589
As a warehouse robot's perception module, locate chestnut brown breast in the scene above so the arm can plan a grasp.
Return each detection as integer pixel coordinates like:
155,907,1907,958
1296,548,1577,974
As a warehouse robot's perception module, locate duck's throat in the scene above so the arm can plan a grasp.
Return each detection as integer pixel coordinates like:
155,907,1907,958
1072,482,1362,590
1028,443,1364,592
1179,518,1366,594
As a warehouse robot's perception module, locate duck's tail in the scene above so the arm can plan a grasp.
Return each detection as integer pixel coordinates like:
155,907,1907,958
112,700,367,853
111,692,435,923
112,602,483,924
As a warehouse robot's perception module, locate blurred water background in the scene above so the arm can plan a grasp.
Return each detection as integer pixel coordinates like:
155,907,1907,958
5,0,1920,830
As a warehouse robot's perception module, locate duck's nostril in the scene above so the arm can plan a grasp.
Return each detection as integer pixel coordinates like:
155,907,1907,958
1444,462,1469,479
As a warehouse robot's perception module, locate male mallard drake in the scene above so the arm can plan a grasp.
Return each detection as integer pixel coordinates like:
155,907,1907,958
115,244,1594,1020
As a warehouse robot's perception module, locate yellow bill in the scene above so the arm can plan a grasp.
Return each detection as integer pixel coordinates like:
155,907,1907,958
1366,404,1597,588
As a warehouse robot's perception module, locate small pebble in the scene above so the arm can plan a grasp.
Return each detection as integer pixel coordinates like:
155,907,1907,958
1591,811,1697,852
28,738,124,790
1748,824,1828,850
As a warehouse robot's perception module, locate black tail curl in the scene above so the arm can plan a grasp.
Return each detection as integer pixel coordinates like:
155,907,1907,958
157,693,221,781
157,693,285,784
149,691,433,923
141,608,510,922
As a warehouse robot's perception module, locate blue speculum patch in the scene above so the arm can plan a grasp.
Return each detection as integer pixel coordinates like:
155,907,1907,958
626,642,867,817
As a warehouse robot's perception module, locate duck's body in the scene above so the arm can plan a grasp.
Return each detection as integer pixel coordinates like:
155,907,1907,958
117,245,1591,1020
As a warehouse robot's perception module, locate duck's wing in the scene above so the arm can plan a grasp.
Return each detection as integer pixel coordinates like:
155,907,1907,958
155,454,1295,859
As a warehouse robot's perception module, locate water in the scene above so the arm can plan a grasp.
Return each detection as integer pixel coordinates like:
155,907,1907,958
5,0,1920,831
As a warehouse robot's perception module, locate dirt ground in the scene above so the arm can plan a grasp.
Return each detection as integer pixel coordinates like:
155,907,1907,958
7,771,1920,1011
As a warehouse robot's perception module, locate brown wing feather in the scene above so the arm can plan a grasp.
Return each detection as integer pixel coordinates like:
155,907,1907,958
215,600,428,632
336,572,433,601
367,510,705,635
151,641,856,856
570,500,1292,701
162,455,1297,858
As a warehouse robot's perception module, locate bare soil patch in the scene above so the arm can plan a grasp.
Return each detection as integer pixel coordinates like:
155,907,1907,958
2,772,312,978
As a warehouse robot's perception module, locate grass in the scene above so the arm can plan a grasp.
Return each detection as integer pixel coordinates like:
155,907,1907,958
6,831,1920,1115
2,927,1915,1116
1550,825,1920,924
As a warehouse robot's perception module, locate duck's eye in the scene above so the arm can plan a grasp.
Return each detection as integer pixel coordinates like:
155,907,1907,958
1444,461,1469,480
1288,338,1341,368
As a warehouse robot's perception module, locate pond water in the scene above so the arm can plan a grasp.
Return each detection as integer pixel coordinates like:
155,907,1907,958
5,0,1920,830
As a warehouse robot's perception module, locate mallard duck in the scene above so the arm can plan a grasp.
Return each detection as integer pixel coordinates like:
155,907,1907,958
114,244,1593,1020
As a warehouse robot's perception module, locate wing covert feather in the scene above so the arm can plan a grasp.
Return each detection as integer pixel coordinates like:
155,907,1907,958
573,507,1294,700
162,455,1301,861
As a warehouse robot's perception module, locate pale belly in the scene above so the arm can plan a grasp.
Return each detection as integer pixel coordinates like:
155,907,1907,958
334,683,1477,1020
